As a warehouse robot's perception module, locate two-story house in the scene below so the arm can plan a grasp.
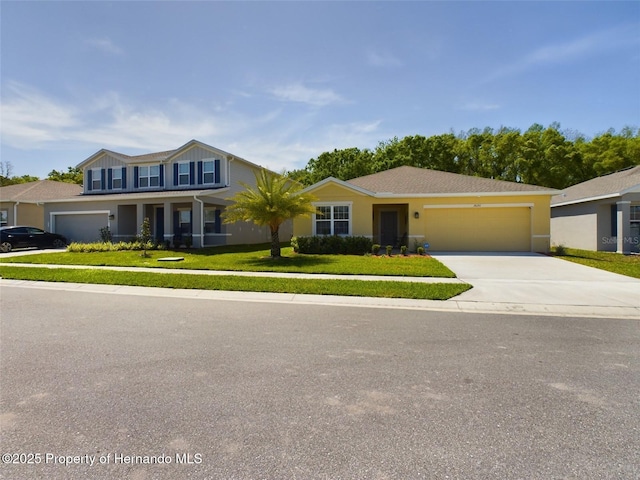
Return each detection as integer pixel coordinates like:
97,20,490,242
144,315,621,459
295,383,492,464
43,140,288,247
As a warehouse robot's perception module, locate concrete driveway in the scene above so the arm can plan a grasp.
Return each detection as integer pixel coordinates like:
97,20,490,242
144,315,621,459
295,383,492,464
432,252,640,315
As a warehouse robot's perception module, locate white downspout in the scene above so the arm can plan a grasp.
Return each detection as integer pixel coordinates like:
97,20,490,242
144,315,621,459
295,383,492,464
194,194,204,248
13,202,19,226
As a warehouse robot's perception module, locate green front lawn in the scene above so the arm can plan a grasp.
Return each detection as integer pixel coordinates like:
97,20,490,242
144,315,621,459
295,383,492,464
0,243,456,278
553,247,640,279
0,266,470,300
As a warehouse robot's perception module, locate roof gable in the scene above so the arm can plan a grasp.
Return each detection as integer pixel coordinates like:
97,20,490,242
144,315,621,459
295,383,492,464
346,166,556,196
552,165,640,206
76,139,265,173
302,177,375,196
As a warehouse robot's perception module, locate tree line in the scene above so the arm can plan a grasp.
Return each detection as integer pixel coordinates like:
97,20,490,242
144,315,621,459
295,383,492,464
287,123,640,189
0,163,83,187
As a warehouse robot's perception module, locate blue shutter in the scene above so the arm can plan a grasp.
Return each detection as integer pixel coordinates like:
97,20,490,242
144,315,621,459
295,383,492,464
173,211,180,238
189,162,195,185
134,167,139,189
214,209,221,234
215,159,221,184
159,164,165,187
173,163,179,186
611,204,618,236
100,169,106,190
197,161,203,185
122,167,127,189
87,169,93,191
107,168,113,190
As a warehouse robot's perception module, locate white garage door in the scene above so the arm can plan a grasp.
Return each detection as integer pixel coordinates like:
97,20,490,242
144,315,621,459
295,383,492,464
55,214,109,243
424,206,531,251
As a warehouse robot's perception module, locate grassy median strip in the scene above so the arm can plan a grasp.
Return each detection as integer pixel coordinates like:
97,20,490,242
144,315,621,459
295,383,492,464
0,266,470,300
0,245,455,278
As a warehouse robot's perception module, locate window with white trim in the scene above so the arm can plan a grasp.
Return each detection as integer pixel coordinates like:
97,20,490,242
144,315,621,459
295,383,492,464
203,160,215,184
315,204,351,235
112,168,122,189
631,205,640,222
139,165,160,188
91,168,102,190
0,210,7,226
178,162,190,185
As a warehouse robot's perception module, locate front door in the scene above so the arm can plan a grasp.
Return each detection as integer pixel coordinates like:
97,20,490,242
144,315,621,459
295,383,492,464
155,207,164,242
380,211,397,246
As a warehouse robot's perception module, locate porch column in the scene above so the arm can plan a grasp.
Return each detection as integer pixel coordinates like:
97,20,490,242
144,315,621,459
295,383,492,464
136,203,144,235
164,202,172,245
616,201,631,254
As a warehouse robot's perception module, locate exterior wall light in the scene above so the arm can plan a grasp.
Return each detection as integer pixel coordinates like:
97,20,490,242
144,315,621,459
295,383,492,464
414,211,420,219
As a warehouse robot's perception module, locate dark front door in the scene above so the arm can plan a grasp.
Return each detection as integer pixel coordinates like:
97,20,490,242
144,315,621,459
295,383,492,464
155,208,164,242
380,211,398,246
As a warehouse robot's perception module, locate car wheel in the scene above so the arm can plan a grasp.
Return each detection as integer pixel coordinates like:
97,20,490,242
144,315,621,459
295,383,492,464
0,241,13,253
52,239,66,249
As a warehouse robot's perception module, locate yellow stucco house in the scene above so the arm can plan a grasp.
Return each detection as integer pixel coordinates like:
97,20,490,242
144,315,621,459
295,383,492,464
293,166,559,252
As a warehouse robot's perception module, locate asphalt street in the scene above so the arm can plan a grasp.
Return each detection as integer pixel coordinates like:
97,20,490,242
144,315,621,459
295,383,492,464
1,285,639,479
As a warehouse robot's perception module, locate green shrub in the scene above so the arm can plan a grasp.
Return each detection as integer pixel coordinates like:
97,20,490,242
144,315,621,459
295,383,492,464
99,226,112,243
553,244,567,256
372,244,381,255
400,245,407,255
67,241,163,253
292,235,373,255
417,246,425,255
386,245,393,256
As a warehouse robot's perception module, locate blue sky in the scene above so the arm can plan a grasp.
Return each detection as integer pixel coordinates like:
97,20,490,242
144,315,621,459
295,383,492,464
2,1,639,178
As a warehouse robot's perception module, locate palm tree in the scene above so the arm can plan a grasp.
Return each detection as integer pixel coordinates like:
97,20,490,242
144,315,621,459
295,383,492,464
223,169,317,258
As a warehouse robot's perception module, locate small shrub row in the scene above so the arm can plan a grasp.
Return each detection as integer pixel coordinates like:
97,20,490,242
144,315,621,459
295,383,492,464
291,235,373,255
67,241,165,253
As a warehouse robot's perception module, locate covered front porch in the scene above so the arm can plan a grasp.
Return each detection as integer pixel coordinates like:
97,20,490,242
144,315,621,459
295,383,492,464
113,199,229,248
371,203,411,248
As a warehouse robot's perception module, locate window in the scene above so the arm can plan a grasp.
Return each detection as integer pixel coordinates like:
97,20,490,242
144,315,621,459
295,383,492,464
91,168,102,190
179,210,191,235
204,208,217,233
203,161,215,184
111,168,122,189
139,165,160,188
631,205,640,222
178,162,190,185
0,210,7,226
314,204,351,236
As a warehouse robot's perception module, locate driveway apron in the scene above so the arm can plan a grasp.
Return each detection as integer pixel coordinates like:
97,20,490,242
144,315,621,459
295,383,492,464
431,252,640,311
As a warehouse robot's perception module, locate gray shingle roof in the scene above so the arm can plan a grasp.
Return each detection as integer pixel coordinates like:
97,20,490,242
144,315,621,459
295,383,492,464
551,165,640,205
113,149,178,164
347,166,555,195
0,180,83,202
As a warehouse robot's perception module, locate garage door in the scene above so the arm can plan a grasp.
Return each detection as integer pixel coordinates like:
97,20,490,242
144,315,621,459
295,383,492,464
424,207,531,251
54,214,109,243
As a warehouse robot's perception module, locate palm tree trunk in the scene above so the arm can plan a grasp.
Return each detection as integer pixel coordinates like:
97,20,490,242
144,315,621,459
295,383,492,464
270,227,281,258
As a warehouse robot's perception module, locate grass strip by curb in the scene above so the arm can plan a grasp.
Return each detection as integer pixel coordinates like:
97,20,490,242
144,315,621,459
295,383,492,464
0,266,471,300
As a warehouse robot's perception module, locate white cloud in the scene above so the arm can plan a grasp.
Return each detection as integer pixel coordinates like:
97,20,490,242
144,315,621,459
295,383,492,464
458,102,501,112
366,50,403,68
0,82,383,175
86,37,124,56
270,83,344,107
0,82,80,145
485,23,640,82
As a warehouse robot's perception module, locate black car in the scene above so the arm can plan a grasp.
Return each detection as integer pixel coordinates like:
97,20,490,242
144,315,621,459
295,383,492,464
0,226,68,253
